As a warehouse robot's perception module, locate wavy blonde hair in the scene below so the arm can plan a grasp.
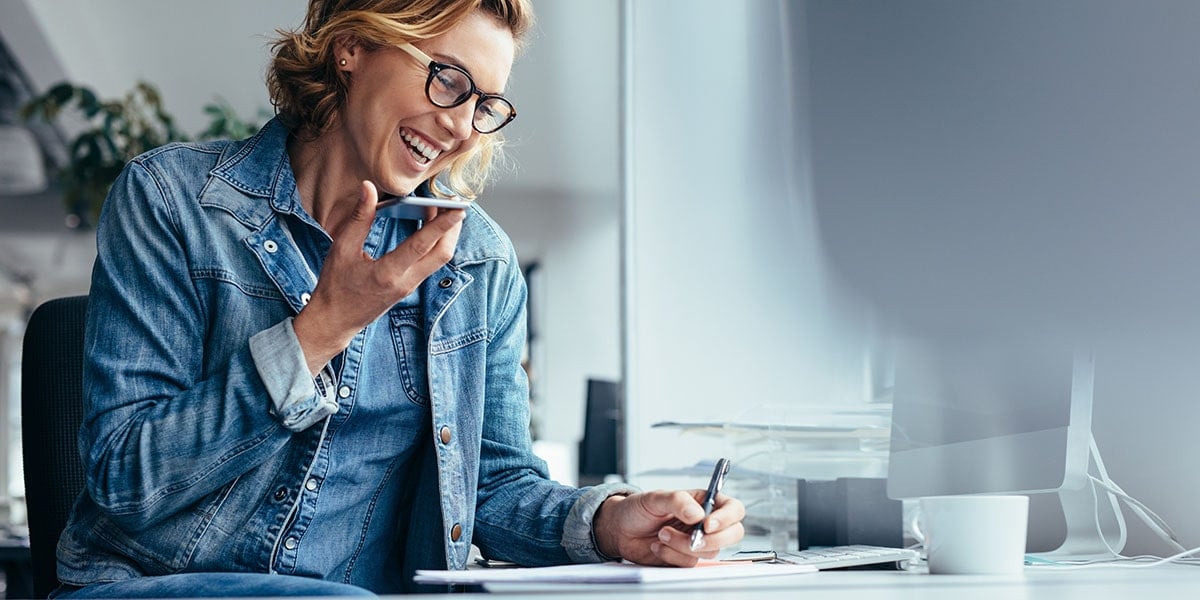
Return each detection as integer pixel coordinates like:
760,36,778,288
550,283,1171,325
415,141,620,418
268,0,534,198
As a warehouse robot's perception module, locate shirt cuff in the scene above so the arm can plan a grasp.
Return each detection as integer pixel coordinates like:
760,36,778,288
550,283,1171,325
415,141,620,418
248,317,339,431
561,482,641,563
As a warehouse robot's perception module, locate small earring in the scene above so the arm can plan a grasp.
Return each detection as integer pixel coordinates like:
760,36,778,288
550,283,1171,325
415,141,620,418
339,58,347,67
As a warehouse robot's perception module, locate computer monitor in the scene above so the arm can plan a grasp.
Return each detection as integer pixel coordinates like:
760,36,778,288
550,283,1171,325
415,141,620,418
884,336,1118,556
578,378,621,487
887,338,1093,500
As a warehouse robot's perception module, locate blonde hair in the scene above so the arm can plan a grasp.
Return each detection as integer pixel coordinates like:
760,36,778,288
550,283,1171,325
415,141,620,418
268,0,534,198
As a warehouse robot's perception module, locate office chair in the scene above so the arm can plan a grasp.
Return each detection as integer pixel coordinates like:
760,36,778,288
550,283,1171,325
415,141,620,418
21,295,88,599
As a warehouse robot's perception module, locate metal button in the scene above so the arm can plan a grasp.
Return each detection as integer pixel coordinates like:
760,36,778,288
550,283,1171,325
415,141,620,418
438,277,453,289
264,240,278,253
300,292,311,305
284,537,298,550
439,426,452,445
450,523,463,542
273,487,287,501
305,478,319,492
338,386,351,398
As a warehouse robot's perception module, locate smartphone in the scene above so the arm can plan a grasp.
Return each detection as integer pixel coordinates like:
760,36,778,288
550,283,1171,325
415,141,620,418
376,194,471,220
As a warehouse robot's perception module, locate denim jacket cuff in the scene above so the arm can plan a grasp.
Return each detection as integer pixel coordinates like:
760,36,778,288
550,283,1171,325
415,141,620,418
561,482,641,563
248,317,339,431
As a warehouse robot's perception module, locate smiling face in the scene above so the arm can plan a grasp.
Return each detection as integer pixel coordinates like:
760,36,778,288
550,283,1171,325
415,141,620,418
334,10,515,197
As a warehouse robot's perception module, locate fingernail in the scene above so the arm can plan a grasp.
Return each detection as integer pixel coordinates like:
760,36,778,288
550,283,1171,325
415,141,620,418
708,518,720,531
658,529,671,543
650,542,661,555
685,507,703,521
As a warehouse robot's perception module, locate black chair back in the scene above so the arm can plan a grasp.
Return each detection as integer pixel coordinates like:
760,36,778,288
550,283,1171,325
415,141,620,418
21,296,88,599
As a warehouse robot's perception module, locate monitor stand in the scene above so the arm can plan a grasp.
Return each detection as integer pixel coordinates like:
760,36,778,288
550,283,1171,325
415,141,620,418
1029,444,1126,563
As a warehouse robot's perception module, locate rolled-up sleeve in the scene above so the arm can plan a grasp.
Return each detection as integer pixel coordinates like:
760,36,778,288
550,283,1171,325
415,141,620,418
248,316,339,431
562,482,641,563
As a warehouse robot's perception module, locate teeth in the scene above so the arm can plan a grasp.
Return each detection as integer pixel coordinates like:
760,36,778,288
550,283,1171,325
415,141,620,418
401,129,441,163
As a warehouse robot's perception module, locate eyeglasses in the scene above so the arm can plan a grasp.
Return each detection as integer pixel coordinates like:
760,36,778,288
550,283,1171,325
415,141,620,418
397,43,516,134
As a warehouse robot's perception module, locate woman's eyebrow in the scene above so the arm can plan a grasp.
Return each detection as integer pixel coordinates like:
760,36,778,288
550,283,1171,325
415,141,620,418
430,51,507,94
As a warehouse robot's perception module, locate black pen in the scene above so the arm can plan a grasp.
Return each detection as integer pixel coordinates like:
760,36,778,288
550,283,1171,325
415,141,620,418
690,458,731,551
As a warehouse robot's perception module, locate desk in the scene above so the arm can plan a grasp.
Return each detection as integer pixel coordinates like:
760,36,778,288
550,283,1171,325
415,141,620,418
422,566,1198,599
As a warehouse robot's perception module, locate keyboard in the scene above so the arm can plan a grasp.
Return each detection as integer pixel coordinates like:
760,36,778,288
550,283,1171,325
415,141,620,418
774,545,920,570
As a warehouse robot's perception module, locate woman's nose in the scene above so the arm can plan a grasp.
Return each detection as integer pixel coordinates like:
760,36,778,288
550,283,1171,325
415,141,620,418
438,101,476,140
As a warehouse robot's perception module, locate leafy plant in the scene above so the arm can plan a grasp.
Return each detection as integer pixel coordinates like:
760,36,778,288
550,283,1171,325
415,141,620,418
21,80,266,228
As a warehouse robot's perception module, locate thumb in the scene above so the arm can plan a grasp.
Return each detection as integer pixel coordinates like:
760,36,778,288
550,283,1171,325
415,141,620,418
334,180,379,246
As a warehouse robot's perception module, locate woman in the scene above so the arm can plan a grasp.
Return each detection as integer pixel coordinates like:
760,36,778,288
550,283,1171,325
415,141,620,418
54,0,744,596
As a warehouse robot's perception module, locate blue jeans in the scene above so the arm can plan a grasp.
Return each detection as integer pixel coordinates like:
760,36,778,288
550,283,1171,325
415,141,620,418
52,573,376,598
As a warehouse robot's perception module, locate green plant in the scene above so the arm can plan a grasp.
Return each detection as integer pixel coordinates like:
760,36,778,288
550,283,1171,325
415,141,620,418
21,80,266,227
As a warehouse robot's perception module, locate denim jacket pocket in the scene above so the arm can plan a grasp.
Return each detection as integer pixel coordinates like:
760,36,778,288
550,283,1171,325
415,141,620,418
389,306,430,406
88,482,236,575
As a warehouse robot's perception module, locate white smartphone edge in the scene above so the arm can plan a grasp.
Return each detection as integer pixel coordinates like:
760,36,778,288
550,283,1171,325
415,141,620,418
393,195,472,209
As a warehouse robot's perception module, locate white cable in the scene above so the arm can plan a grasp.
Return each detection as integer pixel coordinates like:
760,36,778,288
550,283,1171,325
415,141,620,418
1089,436,1188,554
1089,475,1186,552
1029,544,1200,569
1087,436,1127,554
1088,474,1124,560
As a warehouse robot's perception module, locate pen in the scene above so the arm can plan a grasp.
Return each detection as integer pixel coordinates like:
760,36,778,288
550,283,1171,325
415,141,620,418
690,457,731,551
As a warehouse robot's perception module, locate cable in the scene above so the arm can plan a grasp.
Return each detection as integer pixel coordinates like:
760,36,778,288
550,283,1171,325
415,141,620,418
1086,436,1127,555
1029,544,1200,570
1089,475,1186,553
1089,436,1188,554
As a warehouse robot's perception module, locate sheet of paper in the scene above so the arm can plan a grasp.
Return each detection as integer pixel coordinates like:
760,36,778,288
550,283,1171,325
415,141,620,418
413,560,817,585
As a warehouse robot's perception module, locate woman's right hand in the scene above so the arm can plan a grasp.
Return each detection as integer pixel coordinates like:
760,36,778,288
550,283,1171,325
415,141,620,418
292,180,465,373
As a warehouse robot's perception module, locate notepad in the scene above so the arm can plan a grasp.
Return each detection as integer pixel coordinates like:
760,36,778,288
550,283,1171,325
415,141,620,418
413,560,817,585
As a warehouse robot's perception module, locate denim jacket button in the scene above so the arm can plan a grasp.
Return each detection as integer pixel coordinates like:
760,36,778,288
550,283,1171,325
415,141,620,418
338,385,351,398
273,487,287,501
438,277,453,289
450,523,463,542
305,478,319,492
284,537,298,550
263,240,278,253
300,292,311,305
439,426,452,445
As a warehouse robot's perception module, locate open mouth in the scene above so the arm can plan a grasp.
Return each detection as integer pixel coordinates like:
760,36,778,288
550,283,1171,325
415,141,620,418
401,128,441,165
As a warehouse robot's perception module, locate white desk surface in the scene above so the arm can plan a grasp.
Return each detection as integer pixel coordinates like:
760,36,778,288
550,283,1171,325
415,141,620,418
412,565,1199,599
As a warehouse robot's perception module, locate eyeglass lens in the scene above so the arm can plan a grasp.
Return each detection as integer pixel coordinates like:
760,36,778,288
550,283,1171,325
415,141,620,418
428,65,514,133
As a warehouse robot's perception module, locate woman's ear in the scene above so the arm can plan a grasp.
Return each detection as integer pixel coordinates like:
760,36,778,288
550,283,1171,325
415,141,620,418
334,36,359,71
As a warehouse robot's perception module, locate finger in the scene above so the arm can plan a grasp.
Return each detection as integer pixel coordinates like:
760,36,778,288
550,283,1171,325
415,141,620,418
689,521,745,553
654,525,721,559
649,537,701,568
702,494,746,534
379,207,465,270
326,181,379,262
639,490,706,526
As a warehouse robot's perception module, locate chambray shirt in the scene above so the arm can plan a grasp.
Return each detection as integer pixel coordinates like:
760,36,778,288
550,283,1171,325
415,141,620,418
58,117,636,593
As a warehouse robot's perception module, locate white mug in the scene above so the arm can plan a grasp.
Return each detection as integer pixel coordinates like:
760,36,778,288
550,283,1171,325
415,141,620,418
916,495,1029,575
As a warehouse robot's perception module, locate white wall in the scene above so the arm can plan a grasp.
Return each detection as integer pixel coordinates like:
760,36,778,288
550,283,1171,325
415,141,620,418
805,0,1200,555
624,0,870,484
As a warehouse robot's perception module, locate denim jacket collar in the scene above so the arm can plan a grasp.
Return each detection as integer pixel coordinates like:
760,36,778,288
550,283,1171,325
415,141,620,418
200,117,304,230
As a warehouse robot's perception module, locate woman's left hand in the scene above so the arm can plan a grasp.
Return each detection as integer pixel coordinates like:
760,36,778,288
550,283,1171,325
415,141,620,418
591,490,745,566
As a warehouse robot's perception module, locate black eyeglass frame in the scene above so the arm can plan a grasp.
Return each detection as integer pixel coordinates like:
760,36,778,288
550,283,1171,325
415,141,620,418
397,43,516,134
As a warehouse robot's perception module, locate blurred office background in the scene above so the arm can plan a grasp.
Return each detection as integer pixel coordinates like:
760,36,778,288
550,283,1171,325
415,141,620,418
1,0,1199,571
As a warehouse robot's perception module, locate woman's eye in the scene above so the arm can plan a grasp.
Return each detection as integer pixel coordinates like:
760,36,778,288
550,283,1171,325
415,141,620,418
434,71,458,91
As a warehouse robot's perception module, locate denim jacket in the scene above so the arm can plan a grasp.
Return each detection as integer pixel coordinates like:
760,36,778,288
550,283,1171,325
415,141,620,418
58,118,635,593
